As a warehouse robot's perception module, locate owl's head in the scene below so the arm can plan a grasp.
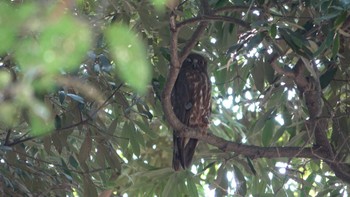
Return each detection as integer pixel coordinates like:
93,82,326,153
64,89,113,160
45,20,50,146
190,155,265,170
182,53,207,71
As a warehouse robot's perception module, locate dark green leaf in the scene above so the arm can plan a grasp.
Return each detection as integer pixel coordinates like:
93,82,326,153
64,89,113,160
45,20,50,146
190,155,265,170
60,158,72,179
270,24,277,38
55,115,61,129
262,119,274,146
313,31,334,58
69,155,79,169
332,33,340,58
78,132,92,163
234,165,247,196
320,66,337,89
245,33,264,51
252,61,265,92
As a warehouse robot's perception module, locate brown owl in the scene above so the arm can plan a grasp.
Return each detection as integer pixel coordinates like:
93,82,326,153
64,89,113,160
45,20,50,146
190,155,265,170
171,53,211,171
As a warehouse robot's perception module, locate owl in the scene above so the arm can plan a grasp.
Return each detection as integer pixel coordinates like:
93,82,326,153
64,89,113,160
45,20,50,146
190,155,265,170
171,53,211,171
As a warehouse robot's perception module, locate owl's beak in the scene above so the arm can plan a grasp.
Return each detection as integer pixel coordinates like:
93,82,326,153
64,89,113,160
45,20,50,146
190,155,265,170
192,59,199,69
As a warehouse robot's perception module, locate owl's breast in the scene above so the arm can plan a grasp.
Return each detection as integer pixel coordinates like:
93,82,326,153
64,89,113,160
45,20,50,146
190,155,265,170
187,71,211,128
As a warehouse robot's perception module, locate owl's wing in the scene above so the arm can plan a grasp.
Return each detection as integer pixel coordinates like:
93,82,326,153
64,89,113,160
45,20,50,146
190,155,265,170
171,70,192,170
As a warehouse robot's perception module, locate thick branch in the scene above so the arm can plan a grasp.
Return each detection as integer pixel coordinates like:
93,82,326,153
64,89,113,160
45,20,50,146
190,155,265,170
161,14,185,132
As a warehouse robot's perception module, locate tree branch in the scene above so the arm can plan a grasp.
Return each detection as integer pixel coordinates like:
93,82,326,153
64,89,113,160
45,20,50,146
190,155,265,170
161,13,185,132
176,130,331,160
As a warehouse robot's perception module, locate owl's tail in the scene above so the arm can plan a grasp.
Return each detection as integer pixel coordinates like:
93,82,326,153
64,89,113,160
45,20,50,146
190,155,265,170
172,134,198,171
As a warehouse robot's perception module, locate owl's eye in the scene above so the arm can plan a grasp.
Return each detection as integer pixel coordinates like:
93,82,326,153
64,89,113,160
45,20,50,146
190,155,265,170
185,58,192,63
192,58,199,69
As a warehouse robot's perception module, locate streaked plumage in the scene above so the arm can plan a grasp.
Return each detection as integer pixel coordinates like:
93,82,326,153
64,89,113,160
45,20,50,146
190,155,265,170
171,53,211,171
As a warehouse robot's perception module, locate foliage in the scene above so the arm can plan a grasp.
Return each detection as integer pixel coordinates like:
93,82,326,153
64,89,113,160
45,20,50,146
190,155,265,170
0,0,350,196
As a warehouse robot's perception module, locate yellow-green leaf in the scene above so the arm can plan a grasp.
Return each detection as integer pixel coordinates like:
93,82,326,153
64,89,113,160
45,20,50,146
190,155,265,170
105,24,151,94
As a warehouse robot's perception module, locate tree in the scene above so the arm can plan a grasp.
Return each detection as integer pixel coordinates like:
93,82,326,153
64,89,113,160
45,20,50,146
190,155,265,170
0,0,349,196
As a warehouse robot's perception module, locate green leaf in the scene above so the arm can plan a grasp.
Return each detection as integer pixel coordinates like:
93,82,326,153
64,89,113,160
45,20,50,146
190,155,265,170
54,115,61,129
16,15,91,74
320,66,337,89
0,3,36,54
263,59,275,84
151,0,168,10
30,105,54,136
214,164,228,197
96,143,107,167
107,118,119,134
270,24,277,38
279,28,312,58
0,70,12,89
186,173,199,197
83,176,98,197
233,165,247,196
134,120,158,139
333,11,347,28
78,131,92,163
262,119,274,146
162,173,177,197
252,61,265,92
129,124,141,156
313,31,334,58
332,33,340,58
60,158,73,179
69,155,79,169
120,122,131,151
245,33,264,51
105,24,151,94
